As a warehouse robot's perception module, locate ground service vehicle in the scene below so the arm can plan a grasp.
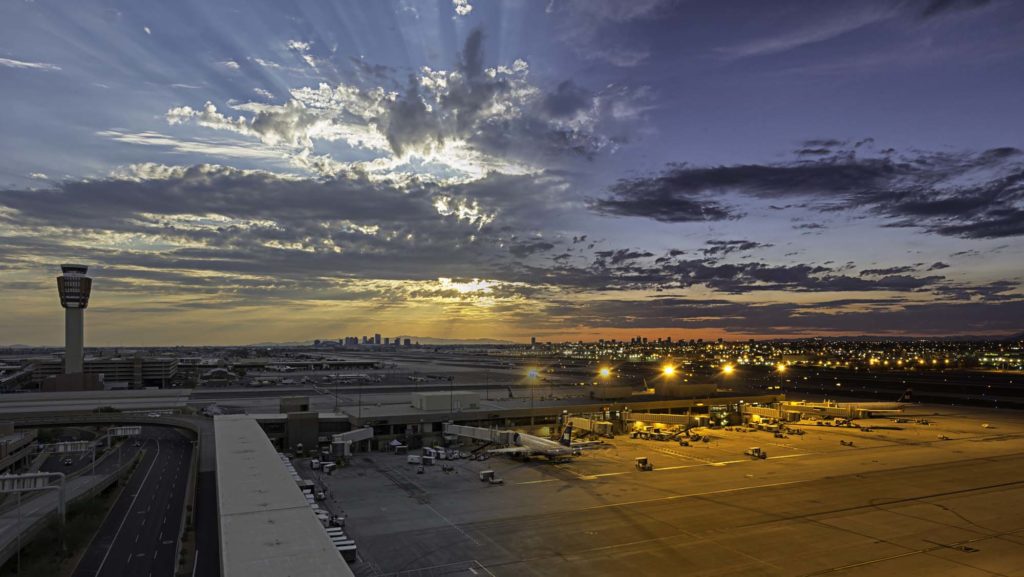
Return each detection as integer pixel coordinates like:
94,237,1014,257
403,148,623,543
745,447,767,459
635,457,653,471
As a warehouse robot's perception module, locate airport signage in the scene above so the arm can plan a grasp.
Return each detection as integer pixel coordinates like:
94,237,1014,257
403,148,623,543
44,440,93,454
109,426,142,437
0,473,50,493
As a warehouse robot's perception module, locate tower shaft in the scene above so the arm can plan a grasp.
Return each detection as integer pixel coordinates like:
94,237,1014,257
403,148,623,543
65,308,84,373
56,263,92,375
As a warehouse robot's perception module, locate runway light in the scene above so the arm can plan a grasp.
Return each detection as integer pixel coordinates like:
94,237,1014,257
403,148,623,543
722,364,735,375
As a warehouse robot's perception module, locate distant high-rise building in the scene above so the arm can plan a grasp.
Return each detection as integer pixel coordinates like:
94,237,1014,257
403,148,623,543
403,338,411,346
531,336,536,347
362,336,369,345
383,337,390,345
374,333,381,345
56,264,92,374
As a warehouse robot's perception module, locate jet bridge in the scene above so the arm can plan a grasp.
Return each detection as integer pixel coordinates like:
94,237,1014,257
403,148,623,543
626,412,700,427
443,423,515,445
331,427,374,456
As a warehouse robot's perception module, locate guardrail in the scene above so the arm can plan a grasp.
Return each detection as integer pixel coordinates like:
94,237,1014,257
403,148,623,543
174,429,199,575
0,451,139,568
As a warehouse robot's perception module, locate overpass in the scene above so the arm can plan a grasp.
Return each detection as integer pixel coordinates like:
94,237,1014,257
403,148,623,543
0,393,217,576
0,389,191,414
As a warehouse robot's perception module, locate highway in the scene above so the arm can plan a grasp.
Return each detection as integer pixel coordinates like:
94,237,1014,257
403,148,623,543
73,427,193,577
0,441,142,569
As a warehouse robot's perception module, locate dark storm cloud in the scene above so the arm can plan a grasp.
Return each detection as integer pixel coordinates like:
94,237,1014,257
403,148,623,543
860,266,916,276
541,81,592,120
0,161,1003,312
593,249,655,266
0,164,578,296
591,171,738,222
931,280,1020,302
927,261,950,270
506,250,948,295
592,146,1024,238
509,241,556,258
540,295,1023,336
702,240,772,258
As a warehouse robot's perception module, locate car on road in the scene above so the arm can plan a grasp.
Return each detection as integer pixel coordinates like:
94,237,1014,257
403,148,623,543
146,412,162,417
133,440,142,447
61,457,74,466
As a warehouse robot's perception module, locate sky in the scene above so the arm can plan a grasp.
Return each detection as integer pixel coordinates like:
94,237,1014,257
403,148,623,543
1,0,1023,346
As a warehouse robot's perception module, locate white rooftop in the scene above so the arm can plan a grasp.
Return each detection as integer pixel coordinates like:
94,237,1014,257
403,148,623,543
214,415,353,577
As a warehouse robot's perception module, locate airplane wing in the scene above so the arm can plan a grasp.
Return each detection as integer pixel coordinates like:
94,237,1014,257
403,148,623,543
570,441,605,449
488,446,533,455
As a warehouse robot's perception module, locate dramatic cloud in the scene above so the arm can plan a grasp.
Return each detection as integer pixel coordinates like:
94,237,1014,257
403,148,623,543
0,164,584,294
593,146,1024,238
591,171,737,222
165,30,643,180
702,240,772,258
509,240,555,258
452,0,473,16
541,295,1024,336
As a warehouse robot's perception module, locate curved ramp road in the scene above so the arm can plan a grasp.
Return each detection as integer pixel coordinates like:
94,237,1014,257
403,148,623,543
73,427,193,577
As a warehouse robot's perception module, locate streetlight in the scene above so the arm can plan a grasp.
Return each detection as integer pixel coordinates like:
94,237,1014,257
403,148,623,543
662,364,676,377
599,367,611,378
774,363,787,392
527,368,539,409
722,363,734,375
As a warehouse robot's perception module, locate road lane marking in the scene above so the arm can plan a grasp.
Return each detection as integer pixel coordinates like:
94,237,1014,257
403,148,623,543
425,504,481,546
96,438,162,576
579,479,810,512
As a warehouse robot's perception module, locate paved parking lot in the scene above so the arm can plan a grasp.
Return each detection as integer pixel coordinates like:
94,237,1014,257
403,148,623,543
300,405,1024,577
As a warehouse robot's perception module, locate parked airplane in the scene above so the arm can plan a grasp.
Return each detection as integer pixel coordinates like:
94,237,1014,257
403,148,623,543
488,425,602,459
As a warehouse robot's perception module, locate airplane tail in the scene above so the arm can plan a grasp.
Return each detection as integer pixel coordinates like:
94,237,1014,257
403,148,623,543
559,424,573,446
898,388,912,403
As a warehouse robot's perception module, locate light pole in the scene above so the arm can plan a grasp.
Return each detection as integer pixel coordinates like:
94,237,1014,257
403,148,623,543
527,369,539,410
449,376,455,422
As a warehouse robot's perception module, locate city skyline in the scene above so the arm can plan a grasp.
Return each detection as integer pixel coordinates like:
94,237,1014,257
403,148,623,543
2,0,1023,346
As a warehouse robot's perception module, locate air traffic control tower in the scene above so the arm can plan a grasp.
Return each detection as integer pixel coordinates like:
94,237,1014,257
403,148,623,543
56,264,92,374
